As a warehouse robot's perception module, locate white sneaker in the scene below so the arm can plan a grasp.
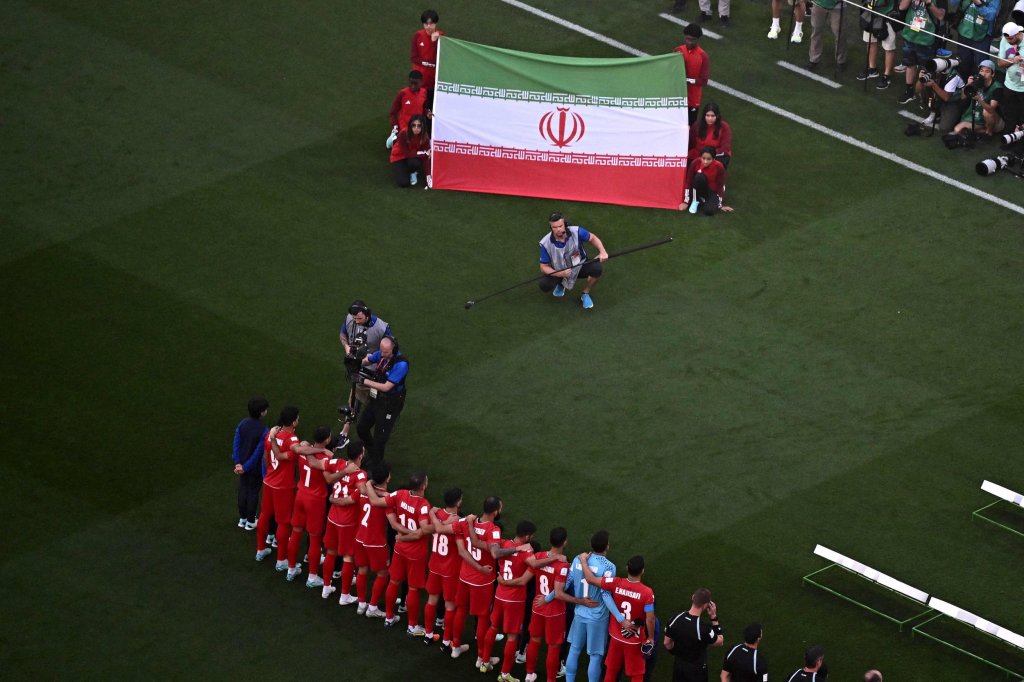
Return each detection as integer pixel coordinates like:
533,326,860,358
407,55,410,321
237,518,246,528
286,566,302,581
767,25,780,38
790,28,803,43
497,674,520,682
384,615,401,627
333,570,342,580
305,574,324,589
425,174,433,189
366,605,385,618
270,537,278,549
397,598,407,614
244,520,257,531
321,585,336,599
525,674,538,682
435,617,445,629
265,533,275,546
451,644,471,659
357,602,368,615
255,548,272,561
556,662,566,678
516,651,527,664
410,171,419,186
407,625,426,636
274,560,288,571
339,593,358,606
495,633,505,642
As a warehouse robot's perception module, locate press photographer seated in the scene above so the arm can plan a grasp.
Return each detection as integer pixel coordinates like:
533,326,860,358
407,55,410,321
949,60,1004,138
916,57,967,134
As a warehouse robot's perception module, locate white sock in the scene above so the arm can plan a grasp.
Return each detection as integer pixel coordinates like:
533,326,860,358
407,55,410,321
771,17,781,29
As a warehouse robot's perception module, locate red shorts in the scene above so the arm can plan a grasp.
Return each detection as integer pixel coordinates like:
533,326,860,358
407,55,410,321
606,637,645,679
490,598,526,634
263,485,295,525
291,493,327,536
339,525,358,557
426,571,459,601
389,552,428,589
529,611,566,646
456,580,494,616
354,542,389,572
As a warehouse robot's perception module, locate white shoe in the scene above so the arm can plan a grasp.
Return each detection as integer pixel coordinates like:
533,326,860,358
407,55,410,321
306,574,324,589
525,674,538,682
556,662,566,678
237,518,246,528
407,625,426,636
384,615,401,627
339,593,358,606
244,520,257,531
366,605,384,618
397,598,407,614
410,171,419,186
333,570,342,580
435,617,446,629
286,566,302,581
767,25,780,38
425,174,432,189
497,674,520,682
495,633,505,642
790,28,803,43
274,560,288,571
255,548,273,561
265,533,275,546
516,651,527,664
451,644,471,659
321,585,337,599
270,537,278,549
356,602,368,615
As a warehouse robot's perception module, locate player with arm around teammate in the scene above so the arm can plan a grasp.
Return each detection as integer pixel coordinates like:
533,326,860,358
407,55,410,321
254,407,301,569
283,426,335,585
318,441,367,600
564,530,621,682
354,462,393,617
420,488,467,648
579,553,656,682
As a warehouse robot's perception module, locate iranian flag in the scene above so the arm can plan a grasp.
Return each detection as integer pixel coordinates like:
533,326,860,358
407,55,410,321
431,38,689,211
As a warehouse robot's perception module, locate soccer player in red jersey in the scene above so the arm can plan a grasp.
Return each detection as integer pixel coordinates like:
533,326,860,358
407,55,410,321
354,462,392,617
483,520,566,679
421,487,465,647
255,407,301,569
364,471,433,633
410,9,444,96
284,426,334,585
319,441,367,601
579,554,656,682
525,528,597,682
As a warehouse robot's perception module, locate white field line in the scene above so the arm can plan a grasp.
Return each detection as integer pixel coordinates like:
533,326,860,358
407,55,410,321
777,60,842,89
898,110,929,124
658,13,723,40
496,0,1024,216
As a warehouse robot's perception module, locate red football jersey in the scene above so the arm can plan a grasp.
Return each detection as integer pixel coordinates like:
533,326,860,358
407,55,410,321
454,518,501,586
387,489,431,560
296,452,329,498
495,539,533,602
410,28,444,87
326,467,366,526
532,551,570,617
428,508,462,577
601,577,655,643
355,484,389,547
389,86,428,130
263,429,298,489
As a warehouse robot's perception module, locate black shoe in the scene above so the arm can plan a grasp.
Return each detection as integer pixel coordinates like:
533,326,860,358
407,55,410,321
719,14,730,25
807,60,820,71
875,75,892,89
856,67,880,81
697,11,713,22
672,0,686,13
897,88,915,105
439,643,452,656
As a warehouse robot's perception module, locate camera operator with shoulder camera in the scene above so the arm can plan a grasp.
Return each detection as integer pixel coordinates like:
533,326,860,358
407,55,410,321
355,336,408,466
951,60,1004,137
918,59,967,133
338,300,392,444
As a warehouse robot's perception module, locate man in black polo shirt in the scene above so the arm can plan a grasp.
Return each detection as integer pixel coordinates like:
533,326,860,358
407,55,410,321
663,587,724,682
785,645,828,681
721,622,767,681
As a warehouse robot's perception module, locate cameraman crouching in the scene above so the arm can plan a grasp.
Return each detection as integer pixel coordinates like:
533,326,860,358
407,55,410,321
355,336,408,466
919,66,967,133
950,60,1004,138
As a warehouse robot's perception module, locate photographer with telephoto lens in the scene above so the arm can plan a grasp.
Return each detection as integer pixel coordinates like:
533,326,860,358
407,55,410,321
338,300,392,445
916,57,967,134
896,0,948,105
949,60,1004,138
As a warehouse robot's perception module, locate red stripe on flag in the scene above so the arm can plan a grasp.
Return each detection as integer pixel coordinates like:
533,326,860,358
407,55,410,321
432,152,686,210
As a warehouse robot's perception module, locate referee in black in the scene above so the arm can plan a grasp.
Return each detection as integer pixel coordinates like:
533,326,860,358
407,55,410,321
663,587,724,682
721,623,767,682
785,645,828,681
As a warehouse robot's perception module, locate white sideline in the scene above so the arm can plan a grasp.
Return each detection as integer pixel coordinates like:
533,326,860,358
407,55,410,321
658,13,723,40
928,598,1024,650
813,544,929,603
898,110,929,124
981,480,1024,507
497,0,1024,217
777,60,842,89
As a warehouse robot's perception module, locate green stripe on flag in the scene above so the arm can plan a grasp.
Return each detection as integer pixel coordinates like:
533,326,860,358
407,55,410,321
437,37,686,102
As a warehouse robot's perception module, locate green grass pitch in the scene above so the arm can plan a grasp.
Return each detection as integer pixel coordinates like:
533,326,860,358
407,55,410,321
2,0,1022,679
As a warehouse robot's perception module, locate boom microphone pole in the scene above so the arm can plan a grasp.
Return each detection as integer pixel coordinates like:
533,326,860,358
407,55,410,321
464,235,673,310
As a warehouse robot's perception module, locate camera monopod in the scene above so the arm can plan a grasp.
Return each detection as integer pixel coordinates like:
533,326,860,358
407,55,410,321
464,235,674,310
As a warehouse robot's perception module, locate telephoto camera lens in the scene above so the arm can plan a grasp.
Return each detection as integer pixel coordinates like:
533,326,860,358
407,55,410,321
976,156,1010,176
1001,129,1024,145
